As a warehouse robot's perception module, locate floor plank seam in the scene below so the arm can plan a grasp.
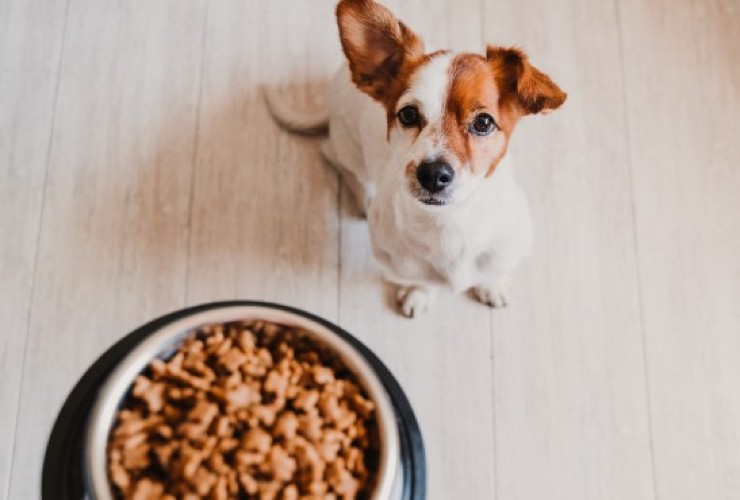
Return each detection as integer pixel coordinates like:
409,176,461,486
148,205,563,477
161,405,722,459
5,0,72,497
479,1,499,498
336,180,343,325
183,0,211,306
613,0,660,498
488,308,499,500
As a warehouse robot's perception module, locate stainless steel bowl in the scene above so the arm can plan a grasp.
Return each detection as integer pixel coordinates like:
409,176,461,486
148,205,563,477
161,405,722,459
84,305,401,499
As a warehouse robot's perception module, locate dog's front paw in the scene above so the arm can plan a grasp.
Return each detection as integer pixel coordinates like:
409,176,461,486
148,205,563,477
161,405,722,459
396,286,435,318
472,276,511,308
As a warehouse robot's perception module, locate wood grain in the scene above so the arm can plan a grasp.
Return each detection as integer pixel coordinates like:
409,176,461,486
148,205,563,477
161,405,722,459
185,0,341,320
483,0,656,498
619,0,740,497
0,0,68,495
7,2,207,498
2,1,738,499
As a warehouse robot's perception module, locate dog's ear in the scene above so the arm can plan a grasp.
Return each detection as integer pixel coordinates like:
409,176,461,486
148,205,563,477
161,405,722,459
336,0,424,102
487,46,567,115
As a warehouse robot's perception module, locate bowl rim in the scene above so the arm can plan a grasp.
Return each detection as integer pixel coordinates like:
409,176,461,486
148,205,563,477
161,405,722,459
84,304,400,500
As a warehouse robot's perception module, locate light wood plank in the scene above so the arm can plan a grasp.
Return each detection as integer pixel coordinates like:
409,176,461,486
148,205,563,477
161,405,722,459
185,0,341,319
338,1,498,499
483,1,656,498
4,1,737,498
619,0,740,497
8,2,207,498
0,0,68,495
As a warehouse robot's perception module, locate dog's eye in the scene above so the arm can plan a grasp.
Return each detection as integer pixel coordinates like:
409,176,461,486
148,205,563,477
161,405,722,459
470,113,497,136
397,106,420,127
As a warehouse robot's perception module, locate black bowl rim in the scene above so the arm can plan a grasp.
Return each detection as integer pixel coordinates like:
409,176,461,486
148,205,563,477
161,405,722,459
42,300,426,500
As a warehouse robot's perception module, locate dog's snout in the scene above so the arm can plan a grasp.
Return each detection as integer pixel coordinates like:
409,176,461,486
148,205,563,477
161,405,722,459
416,160,454,193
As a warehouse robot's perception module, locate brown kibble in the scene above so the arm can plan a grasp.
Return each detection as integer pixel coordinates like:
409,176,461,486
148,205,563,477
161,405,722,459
317,438,342,462
122,443,150,470
208,450,228,473
235,450,264,468
214,337,233,356
112,413,148,439
327,459,360,497
130,478,164,500
292,438,325,481
298,412,323,442
132,376,166,413
251,403,278,426
150,359,167,378
242,427,272,454
213,415,231,437
219,347,248,373
238,472,259,495
120,431,147,450
210,475,228,500
258,480,282,500
308,481,329,495
190,467,216,496
188,399,219,426
345,446,367,476
294,390,319,412
166,366,211,390
264,369,289,395
319,393,342,421
152,424,173,439
152,442,176,468
225,384,260,410
335,406,357,431
312,365,335,385
226,470,240,496
109,460,130,489
273,411,299,440
180,450,204,480
351,393,376,418
282,484,299,500
108,320,378,498
236,328,256,351
167,386,196,402
266,445,296,481
218,437,239,453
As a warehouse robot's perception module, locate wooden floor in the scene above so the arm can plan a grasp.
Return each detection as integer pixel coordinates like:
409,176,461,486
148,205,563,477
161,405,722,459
1,0,738,499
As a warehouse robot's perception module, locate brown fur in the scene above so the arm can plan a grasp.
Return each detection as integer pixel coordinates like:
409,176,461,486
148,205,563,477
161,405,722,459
487,46,567,115
337,0,566,179
441,50,567,177
336,0,424,104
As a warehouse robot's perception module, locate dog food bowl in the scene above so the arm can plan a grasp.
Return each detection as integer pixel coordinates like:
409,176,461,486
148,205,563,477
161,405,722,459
42,301,425,499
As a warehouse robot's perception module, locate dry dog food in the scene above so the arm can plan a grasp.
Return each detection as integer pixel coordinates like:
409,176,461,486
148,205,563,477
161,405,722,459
107,321,379,499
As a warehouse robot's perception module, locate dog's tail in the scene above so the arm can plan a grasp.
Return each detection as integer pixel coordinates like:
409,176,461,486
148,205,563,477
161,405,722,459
263,87,329,136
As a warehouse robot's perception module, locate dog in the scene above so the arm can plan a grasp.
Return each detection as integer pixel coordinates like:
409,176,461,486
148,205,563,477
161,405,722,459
266,0,566,317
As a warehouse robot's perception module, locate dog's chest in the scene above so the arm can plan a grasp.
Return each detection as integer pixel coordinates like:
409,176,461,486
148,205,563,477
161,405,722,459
426,223,487,290
373,207,489,291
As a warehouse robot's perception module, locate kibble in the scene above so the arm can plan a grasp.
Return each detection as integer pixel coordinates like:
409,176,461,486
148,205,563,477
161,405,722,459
107,321,379,499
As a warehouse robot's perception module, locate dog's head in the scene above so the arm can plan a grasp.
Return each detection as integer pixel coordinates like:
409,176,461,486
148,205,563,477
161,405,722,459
337,0,566,207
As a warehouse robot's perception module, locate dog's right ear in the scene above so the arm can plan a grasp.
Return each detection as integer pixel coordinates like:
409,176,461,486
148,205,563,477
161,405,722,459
336,0,424,102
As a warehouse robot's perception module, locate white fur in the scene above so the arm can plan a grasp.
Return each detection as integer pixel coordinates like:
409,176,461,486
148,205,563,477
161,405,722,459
263,87,329,135
268,56,534,317
397,53,452,123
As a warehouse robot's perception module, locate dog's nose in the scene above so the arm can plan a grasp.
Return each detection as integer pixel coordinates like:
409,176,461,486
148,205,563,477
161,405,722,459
416,160,454,193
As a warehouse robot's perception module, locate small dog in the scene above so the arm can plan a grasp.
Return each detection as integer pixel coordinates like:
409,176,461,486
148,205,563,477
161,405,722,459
266,0,566,317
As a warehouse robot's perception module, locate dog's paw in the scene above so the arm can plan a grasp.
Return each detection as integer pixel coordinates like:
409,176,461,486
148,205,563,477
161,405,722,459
472,277,511,308
396,286,435,318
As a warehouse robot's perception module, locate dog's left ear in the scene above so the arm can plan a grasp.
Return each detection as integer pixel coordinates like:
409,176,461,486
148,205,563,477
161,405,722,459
487,46,567,115
336,0,424,102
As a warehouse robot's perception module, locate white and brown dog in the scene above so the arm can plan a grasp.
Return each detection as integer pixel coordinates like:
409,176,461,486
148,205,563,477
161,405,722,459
266,0,566,317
